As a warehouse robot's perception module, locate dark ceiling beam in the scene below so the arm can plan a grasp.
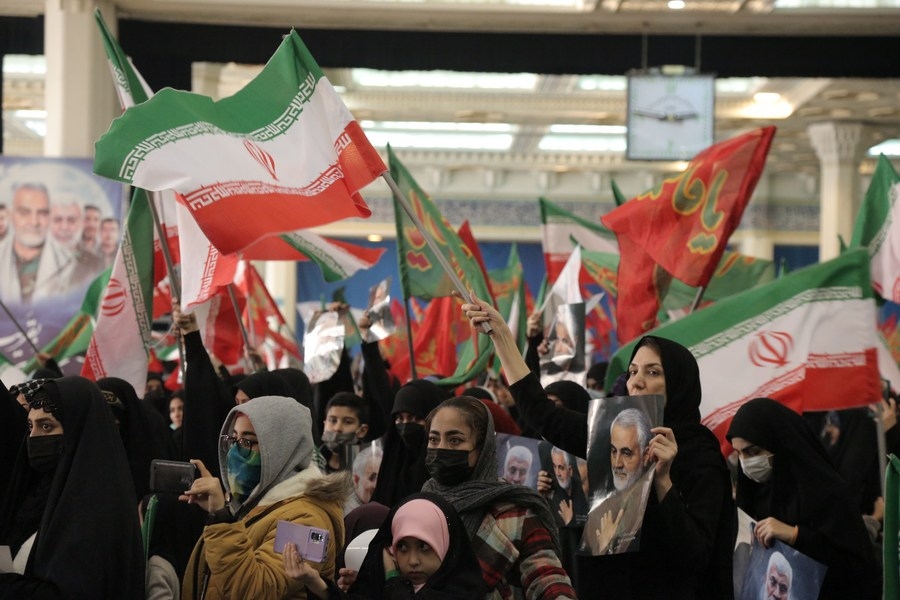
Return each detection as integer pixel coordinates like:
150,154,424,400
3,15,900,93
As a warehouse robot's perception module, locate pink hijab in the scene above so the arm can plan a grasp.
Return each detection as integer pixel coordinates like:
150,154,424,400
390,498,450,591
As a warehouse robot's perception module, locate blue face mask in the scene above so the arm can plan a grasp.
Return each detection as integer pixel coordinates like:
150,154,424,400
226,444,262,505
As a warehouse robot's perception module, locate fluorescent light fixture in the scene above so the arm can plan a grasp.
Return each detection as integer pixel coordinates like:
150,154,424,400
361,120,515,150
3,55,46,75
549,124,627,134
715,77,768,95
539,134,627,152
367,234,384,242
668,0,686,8
577,75,627,92
361,120,513,132
352,0,595,6
753,92,782,104
14,110,47,119
352,68,538,91
776,0,900,7
869,139,900,157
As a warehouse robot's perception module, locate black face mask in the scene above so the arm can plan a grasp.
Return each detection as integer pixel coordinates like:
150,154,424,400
28,434,64,474
321,430,359,451
396,422,426,451
425,447,474,486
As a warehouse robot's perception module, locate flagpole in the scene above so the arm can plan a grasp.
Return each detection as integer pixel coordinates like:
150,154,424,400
226,283,254,368
147,192,181,302
689,285,707,313
145,191,190,385
382,172,492,334
0,298,41,355
403,298,418,381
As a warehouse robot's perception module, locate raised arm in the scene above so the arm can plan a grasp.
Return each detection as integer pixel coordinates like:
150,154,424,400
458,291,587,457
174,304,235,475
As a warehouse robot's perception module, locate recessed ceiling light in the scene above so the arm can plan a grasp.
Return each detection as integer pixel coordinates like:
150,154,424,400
753,92,781,104
368,234,383,242
668,0,686,9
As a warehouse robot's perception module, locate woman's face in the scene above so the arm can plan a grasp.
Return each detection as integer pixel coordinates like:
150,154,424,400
228,414,259,457
627,345,666,399
427,407,480,468
394,536,442,587
169,397,184,429
730,437,773,461
28,407,63,437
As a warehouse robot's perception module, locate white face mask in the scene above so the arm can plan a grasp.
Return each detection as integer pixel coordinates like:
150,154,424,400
740,453,774,483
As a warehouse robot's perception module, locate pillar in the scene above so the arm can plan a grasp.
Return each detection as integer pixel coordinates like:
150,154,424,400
44,0,118,157
807,121,869,261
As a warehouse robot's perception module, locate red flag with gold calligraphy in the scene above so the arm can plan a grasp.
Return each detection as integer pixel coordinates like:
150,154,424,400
601,126,775,344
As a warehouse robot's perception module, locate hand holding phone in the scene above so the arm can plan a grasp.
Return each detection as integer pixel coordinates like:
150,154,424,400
150,459,199,494
274,520,330,563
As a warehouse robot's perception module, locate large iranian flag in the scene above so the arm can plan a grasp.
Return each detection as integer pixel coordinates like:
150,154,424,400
539,197,618,283
850,154,900,302
82,189,155,393
94,30,386,256
606,249,881,452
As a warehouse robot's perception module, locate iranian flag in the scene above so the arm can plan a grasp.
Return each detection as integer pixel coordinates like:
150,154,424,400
233,261,301,364
539,197,618,283
95,9,152,108
606,249,881,453
82,189,155,393
850,154,900,302
242,229,386,282
94,30,386,256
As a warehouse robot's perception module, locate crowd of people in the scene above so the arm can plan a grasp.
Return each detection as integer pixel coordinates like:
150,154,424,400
0,292,893,599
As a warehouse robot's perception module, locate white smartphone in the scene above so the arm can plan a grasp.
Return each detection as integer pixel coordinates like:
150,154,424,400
274,520,330,562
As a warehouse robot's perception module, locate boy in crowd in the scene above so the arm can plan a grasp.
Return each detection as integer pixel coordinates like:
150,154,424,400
318,392,370,473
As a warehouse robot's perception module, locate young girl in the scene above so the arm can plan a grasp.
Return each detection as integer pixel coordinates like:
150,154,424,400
284,492,484,599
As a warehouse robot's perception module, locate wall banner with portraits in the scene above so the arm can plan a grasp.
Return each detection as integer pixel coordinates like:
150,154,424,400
0,157,125,372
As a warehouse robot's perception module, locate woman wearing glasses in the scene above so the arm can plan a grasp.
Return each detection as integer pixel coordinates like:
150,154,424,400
180,395,352,600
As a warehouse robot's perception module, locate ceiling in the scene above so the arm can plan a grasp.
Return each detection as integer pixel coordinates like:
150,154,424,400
3,0,900,188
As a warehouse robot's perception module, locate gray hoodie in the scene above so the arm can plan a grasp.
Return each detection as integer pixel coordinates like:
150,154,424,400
218,395,315,516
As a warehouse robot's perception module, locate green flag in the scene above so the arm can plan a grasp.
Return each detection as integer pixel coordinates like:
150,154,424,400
610,178,628,207
660,251,776,321
885,454,900,599
388,145,493,385
850,154,900,302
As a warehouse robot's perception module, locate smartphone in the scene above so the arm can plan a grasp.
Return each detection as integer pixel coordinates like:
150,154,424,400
274,520,330,562
149,459,199,494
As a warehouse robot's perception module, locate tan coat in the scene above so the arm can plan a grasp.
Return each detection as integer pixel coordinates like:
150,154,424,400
183,467,350,600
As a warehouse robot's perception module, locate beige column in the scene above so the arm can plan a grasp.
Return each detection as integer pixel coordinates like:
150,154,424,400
44,0,118,157
807,122,870,261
